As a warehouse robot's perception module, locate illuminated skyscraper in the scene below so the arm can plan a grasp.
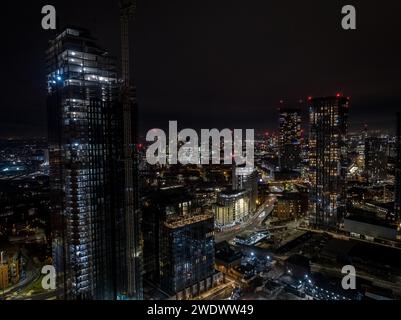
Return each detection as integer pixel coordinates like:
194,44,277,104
279,108,302,171
395,113,401,221
365,137,388,184
47,28,142,300
308,96,349,228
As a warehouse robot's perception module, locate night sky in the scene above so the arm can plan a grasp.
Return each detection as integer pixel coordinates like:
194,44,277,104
1,0,401,137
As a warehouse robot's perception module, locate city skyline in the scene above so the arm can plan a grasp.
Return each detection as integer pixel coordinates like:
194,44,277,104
1,0,401,305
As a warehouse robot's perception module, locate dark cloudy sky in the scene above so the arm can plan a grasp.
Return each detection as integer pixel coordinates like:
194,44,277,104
1,0,401,137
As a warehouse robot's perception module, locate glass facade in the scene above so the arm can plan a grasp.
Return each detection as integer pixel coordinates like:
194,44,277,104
47,28,142,300
142,186,215,295
160,214,215,295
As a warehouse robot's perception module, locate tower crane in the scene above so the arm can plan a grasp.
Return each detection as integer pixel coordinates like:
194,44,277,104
119,0,142,299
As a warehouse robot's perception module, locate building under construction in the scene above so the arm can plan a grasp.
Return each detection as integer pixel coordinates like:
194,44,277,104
47,0,143,300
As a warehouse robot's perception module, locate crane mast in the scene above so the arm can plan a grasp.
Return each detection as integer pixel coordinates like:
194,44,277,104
119,0,142,299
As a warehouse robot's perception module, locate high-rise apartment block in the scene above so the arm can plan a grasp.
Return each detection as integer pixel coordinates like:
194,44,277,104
47,28,142,300
308,96,349,228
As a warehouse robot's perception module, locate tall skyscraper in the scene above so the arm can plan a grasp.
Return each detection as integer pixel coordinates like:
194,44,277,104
308,96,349,228
395,113,401,221
47,27,142,300
279,108,302,171
365,137,388,184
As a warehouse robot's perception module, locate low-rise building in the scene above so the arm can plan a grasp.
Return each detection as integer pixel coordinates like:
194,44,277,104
215,190,250,228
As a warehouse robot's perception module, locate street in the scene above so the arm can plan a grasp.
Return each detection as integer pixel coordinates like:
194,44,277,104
216,198,275,244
